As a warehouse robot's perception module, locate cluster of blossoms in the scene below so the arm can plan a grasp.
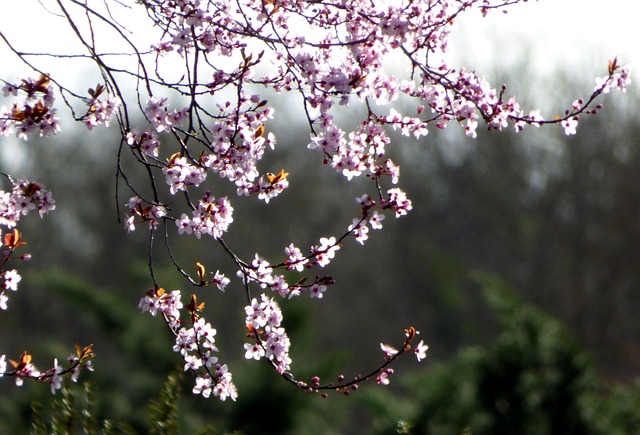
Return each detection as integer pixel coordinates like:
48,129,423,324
1,76,118,138
0,178,94,392
176,192,233,239
139,287,184,325
0,259,23,311
201,95,278,200
163,153,208,194
244,295,292,375
138,93,282,203
234,240,338,301
83,84,120,130
126,130,161,157
144,97,188,133
178,316,236,401
0,178,55,227
0,75,59,140
139,288,237,400
558,59,633,136
0,345,94,394
125,196,167,232
595,59,632,95
0,179,55,310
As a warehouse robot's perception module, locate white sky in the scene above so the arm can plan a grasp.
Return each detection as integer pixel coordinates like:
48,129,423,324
450,0,639,75
0,1,637,85
0,0,637,123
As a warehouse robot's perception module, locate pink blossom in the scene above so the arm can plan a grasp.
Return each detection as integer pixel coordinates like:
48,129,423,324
3,269,21,291
562,117,579,135
212,271,230,292
193,375,213,398
377,369,394,385
244,342,265,360
380,343,398,360
348,219,369,245
284,243,308,272
414,340,429,362
313,236,340,267
368,211,385,230
309,283,326,299
49,359,63,394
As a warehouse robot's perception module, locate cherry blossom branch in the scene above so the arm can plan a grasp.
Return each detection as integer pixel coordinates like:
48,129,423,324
0,176,94,393
0,0,631,400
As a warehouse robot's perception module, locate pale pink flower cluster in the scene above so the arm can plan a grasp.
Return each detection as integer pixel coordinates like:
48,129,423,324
310,237,341,268
126,130,161,157
163,155,207,195
67,351,95,382
284,243,309,272
84,97,119,130
176,192,233,239
245,295,292,374
348,219,369,245
349,195,389,245
11,358,39,387
0,179,54,310
124,196,167,232
308,118,406,188
145,97,188,133
255,174,289,204
0,179,56,228
139,288,184,327
236,208,385,299
202,95,277,199
242,255,274,289
382,188,413,218
192,363,237,401
0,76,59,140
238,241,343,300
139,288,237,401
241,256,299,299
0,270,21,311
177,319,237,401
595,65,632,94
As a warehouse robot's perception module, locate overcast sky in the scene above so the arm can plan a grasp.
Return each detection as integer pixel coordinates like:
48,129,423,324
452,1,638,74
1,1,637,78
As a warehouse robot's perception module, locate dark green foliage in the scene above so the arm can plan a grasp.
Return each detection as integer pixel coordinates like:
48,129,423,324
581,379,640,435
361,273,640,435
147,371,183,435
29,382,136,435
408,273,596,434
